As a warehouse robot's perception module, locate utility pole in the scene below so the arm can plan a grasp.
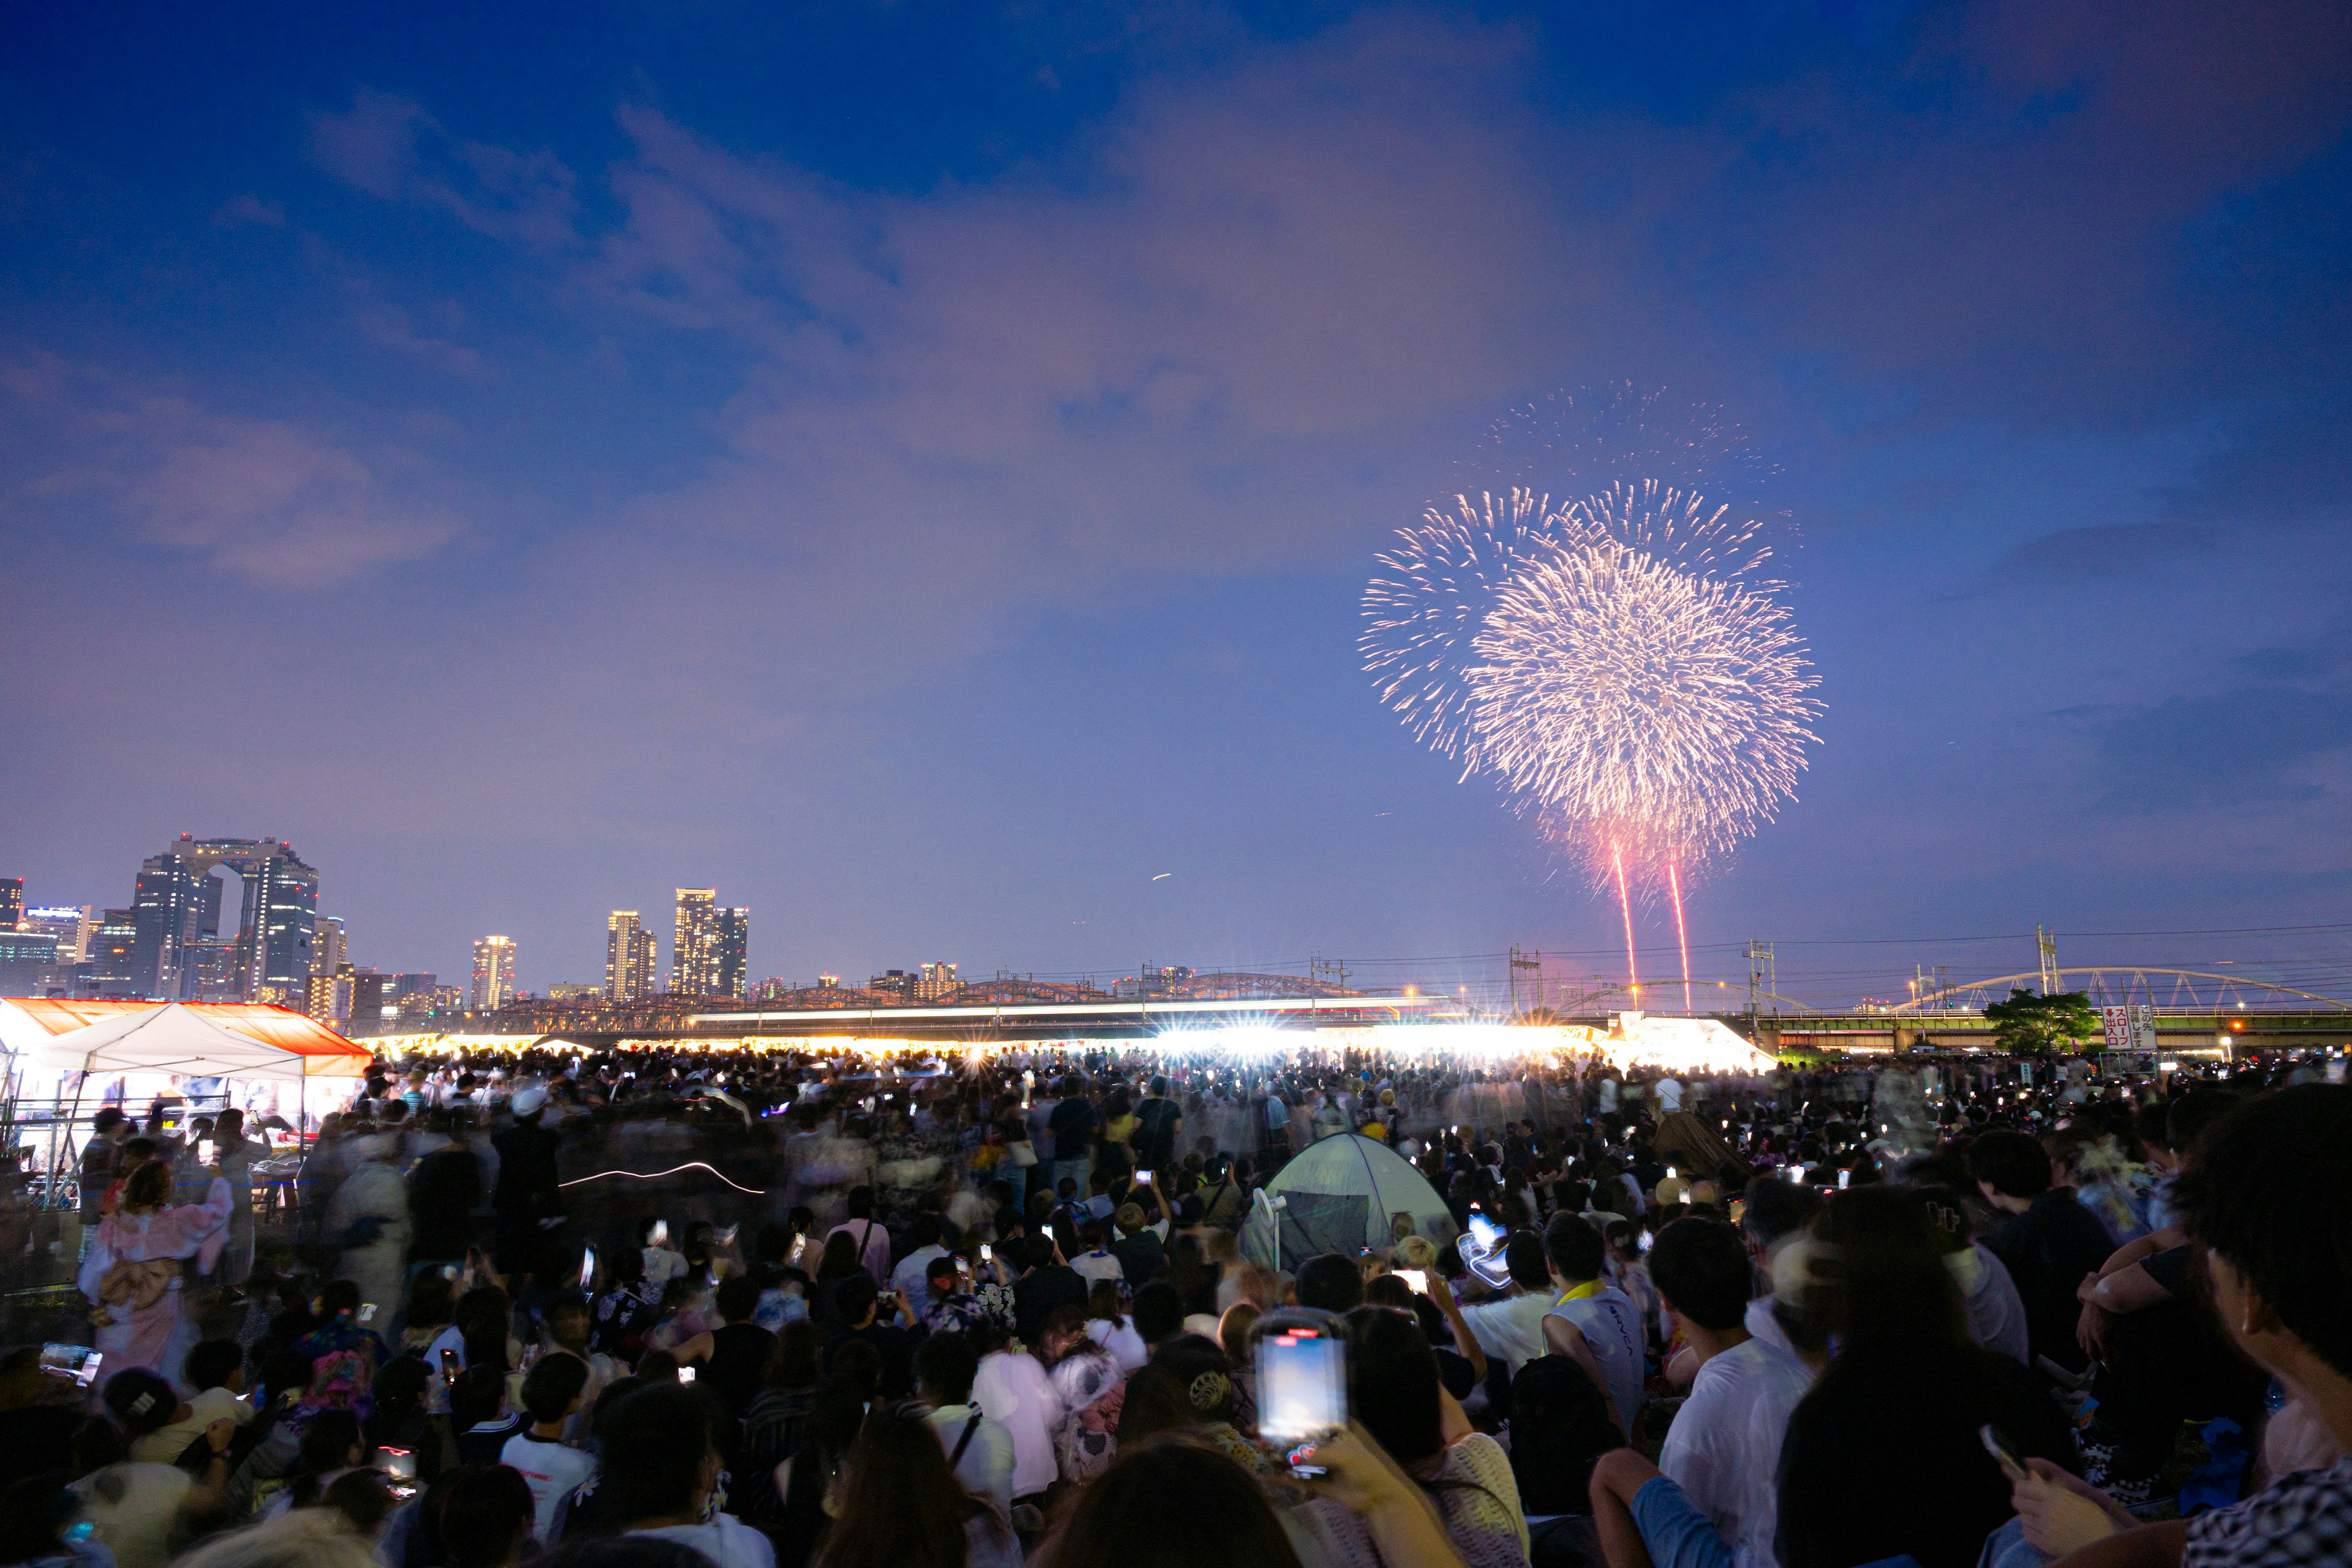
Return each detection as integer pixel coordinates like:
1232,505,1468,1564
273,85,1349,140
1507,946,1542,1014
1746,939,1776,1028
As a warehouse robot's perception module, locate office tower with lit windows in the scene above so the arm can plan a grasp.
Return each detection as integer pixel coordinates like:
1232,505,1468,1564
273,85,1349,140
471,935,516,1011
918,960,959,1000
0,878,21,931
714,907,748,1000
123,836,318,1001
312,916,347,981
671,888,717,995
606,911,657,1002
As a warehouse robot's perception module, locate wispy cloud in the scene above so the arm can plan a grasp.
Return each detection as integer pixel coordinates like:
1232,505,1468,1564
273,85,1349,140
1,356,461,586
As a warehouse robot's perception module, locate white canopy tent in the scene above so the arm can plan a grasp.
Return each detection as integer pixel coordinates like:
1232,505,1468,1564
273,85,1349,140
21,1003,330,1082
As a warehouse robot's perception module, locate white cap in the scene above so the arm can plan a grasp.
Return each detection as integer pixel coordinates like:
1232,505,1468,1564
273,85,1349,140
510,1086,548,1117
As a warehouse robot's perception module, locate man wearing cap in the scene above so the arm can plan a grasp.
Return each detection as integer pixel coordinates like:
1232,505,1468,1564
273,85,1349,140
492,1087,565,1291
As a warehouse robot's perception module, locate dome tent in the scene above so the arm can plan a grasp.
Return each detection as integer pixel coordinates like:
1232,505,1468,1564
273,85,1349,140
1239,1133,1458,1273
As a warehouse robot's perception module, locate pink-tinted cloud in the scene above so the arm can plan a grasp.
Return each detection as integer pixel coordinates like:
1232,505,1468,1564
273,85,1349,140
311,87,578,249
2,357,461,585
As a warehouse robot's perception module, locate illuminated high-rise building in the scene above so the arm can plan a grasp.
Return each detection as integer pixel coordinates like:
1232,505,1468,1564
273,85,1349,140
470,935,516,1011
0,879,21,932
21,907,94,965
918,961,959,1000
123,836,319,1001
312,916,347,981
606,911,657,1002
714,907,749,1001
671,889,717,995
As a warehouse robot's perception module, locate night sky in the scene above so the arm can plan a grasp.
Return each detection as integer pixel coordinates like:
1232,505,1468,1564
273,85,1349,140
4,2,2350,1003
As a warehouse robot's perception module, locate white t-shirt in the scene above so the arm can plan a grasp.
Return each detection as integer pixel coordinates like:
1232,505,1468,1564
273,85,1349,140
1085,1316,1150,1373
926,1403,1018,1513
1071,1250,1125,1289
1657,1337,1812,1568
73,1464,190,1568
890,1245,951,1301
1457,1291,1556,1375
500,1431,597,1543
130,1385,249,1463
971,1348,1061,1498
1656,1079,1685,1114
628,1517,775,1568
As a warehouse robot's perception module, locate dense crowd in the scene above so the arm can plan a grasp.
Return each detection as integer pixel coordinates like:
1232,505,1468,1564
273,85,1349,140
2,1040,2347,1568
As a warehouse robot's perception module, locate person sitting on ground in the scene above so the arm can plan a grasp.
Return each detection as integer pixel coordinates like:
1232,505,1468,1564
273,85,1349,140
1447,1231,1557,1377
1968,1130,2115,1379
1540,1215,1647,1441
1129,1282,1189,1359
1291,1305,1525,1568
501,1354,595,1544
127,1339,251,1464
2005,1084,2352,1567
1770,1187,2076,1568
1585,1218,1815,1568
913,1331,1017,1518
78,1370,238,1568
1293,1254,1366,1314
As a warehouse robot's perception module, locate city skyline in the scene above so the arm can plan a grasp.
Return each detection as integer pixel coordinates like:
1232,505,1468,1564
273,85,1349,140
3,6,2350,993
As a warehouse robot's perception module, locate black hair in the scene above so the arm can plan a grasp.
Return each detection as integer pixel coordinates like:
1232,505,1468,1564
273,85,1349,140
1966,1131,2051,1199
1131,1283,1187,1344
595,1384,715,1526
914,1331,979,1404
1343,1305,1443,1466
714,1275,761,1324
440,1464,537,1568
184,1338,244,1392
834,1272,878,1322
1647,1219,1751,1332
1504,1231,1550,1290
101,1369,178,1438
2166,1088,2241,1158
1543,1212,1605,1283
1738,1177,1823,1248
2176,1085,2352,1380
1294,1254,1365,1313
521,1354,590,1425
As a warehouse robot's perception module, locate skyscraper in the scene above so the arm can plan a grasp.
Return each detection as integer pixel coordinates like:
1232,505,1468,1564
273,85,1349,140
671,889,717,995
122,837,319,1001
312,916,347,982
471,935,516,1011
0,878,21,931
714,907,749,1001
606,911,657,1003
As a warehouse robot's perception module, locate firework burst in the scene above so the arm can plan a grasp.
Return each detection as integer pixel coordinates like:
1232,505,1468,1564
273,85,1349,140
1359,486,1563,774
1469,544,1819,884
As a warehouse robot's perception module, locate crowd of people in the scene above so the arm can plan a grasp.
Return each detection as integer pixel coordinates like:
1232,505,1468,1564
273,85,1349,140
2,1038,2346,1568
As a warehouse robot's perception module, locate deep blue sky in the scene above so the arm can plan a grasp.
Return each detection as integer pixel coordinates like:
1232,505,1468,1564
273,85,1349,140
4,1,2350,1004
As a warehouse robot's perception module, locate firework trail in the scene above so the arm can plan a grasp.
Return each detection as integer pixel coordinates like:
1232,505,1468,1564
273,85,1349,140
1361,387,1817,1006
1466,543,1822,998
